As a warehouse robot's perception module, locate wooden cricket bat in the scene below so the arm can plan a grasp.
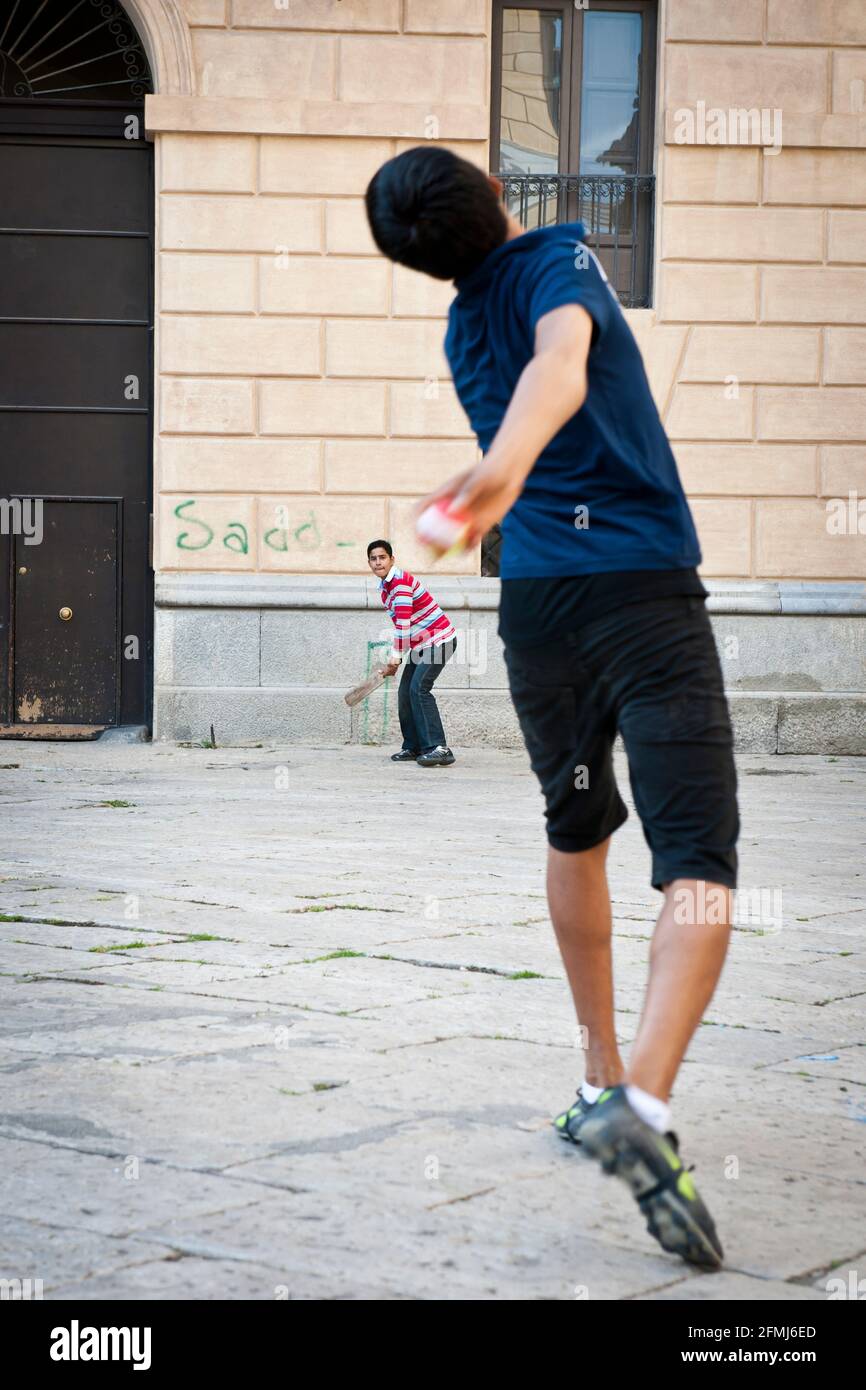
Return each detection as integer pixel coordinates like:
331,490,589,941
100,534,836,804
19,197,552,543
344,663,391,707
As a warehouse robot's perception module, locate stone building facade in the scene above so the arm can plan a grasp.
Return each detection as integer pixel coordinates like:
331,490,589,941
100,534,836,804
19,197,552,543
33,1,866,749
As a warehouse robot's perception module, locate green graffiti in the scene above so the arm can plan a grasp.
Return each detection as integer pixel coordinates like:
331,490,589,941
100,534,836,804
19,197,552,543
263,527,288,552
173,501,355,560
293,511,322,549
264,510,323,552
174,499,214,551
223,522,249,555
360,639,392,745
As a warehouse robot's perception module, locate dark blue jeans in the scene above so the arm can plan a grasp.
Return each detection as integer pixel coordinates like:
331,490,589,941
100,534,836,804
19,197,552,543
398,637,456,753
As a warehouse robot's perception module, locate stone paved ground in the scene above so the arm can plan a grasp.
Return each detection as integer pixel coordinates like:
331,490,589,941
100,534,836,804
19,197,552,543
0,741,864,1301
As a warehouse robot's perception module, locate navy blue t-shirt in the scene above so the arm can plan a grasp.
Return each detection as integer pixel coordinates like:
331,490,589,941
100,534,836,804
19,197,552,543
444,222,702,580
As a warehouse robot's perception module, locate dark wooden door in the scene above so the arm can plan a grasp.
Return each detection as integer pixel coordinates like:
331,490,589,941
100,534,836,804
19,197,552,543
14,500,119,725
0,110,153,734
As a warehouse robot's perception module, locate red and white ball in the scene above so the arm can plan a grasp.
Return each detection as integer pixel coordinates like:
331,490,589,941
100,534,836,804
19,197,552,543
416,499,472,555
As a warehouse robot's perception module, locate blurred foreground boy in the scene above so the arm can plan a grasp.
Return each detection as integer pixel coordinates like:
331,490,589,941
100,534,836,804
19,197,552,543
365,147,740,1269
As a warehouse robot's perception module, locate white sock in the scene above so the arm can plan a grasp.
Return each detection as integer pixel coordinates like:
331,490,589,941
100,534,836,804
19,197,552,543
581,1081,604,1104
625,1083,671,1135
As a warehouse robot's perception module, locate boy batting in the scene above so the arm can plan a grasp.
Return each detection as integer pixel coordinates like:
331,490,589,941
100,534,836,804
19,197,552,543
365,147,739,1268
367,539,457,767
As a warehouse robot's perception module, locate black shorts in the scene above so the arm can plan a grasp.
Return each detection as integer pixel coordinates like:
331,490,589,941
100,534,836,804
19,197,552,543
504,595,739,891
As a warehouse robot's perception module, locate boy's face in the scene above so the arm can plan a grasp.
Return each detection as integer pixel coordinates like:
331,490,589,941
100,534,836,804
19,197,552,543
367,547,393,578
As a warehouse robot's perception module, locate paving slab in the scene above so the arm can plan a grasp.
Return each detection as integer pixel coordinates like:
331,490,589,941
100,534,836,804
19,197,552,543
0,743,863,1301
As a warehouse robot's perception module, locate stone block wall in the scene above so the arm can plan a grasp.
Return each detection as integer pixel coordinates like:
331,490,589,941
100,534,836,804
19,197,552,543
147,1,866,585
136,1,865,746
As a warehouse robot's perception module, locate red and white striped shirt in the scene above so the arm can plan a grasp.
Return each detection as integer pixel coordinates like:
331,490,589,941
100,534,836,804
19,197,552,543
379,566,456,656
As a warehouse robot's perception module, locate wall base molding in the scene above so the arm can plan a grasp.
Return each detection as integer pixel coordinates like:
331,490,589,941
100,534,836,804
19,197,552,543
153,575,866,752
156,573,866,616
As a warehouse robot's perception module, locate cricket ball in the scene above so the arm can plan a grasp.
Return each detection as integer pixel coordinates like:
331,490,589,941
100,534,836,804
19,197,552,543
416,499,472,555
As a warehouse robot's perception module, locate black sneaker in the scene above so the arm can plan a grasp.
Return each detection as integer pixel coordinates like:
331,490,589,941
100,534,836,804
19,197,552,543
416,745,455,767
556,1091,681,1155
579,1086,723,1270
390,749,419,762
553,1092,596,1145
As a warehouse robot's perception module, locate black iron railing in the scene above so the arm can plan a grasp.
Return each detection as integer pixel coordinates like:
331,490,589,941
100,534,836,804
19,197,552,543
499,173,655,310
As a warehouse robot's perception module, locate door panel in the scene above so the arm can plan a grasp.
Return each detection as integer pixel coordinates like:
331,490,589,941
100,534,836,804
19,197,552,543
13,501,119,726
0,123,153,732
0,324,150,409
1,233,151,321
0,412,150,497
0,143,151,232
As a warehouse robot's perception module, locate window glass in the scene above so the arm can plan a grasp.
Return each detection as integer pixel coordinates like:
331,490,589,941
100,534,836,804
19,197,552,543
498,8,562,176
579,11,642,176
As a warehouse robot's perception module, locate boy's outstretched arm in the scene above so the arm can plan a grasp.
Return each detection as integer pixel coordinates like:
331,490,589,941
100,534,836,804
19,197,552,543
418,303,594,545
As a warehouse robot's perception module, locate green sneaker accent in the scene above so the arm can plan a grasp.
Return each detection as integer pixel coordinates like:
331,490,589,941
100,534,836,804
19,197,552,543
677,1171,697,1201
598,1089,614,1103
663,1141,682,1171
554,1091,596,1145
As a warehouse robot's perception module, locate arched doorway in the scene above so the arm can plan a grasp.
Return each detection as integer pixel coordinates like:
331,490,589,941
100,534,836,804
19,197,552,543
0,0,154,736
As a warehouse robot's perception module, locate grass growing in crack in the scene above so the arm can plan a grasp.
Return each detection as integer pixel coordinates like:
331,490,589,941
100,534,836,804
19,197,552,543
508,969,543,980
95,800,136,809
283,903,400,915
1,911,78,922
90,941,150,953
185,933,221,942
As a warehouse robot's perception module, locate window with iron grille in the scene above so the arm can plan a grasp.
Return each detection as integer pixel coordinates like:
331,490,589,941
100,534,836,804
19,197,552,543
484,0,658,576
491,0,657,309
0,0,152,104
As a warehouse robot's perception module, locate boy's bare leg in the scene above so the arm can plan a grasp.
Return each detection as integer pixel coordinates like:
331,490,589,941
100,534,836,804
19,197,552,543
547,858,731,1102
546,840,624,1089
626,879,732,1102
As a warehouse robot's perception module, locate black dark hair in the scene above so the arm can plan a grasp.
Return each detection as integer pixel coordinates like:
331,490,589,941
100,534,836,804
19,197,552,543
365,146,507,282
367,538,393,559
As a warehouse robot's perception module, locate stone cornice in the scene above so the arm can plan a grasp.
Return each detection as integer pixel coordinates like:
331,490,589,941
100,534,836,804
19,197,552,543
145,96,489,140
155,574,866,616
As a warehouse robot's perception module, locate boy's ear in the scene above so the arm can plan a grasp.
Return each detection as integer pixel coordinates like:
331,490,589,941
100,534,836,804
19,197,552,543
488,174,504,199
